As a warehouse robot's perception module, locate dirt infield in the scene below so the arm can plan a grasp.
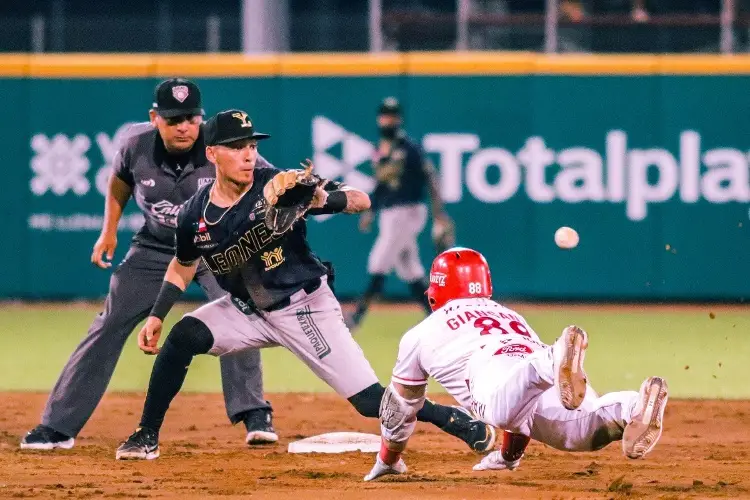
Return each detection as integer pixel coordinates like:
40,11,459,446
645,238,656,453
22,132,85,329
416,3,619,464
1,393,748,499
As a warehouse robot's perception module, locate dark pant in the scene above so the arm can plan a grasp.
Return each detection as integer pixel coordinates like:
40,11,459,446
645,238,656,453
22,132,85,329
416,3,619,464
42,244,269,437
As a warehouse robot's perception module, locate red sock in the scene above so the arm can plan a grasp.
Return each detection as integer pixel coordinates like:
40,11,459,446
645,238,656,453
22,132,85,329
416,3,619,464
378,440,402,465
501,431,530,462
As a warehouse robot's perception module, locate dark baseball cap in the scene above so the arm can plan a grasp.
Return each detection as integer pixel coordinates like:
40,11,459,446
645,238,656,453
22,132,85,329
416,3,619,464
378,96,401,115
204,109,271,146
152,78,204,118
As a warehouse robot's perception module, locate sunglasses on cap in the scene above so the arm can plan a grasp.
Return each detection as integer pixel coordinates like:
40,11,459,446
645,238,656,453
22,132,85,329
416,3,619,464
163,114,202,126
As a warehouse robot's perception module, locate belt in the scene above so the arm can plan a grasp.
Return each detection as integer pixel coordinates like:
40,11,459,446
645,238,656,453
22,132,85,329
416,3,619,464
263,278,323,313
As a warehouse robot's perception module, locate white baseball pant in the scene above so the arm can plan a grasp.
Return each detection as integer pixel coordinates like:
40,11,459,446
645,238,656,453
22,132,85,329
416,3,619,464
467,338,639,452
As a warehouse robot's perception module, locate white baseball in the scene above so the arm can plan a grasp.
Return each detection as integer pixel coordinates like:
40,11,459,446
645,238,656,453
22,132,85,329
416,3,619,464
554,226,579,249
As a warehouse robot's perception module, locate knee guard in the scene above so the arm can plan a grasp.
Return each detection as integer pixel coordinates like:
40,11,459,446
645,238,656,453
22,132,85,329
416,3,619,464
165,316,214,355
348,383,384,418
379,383,425,443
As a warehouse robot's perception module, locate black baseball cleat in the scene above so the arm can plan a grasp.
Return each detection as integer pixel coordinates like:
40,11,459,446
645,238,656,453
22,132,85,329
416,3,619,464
244,408,279,445
116,427,160,460
20,424,74,450
441,406,497,453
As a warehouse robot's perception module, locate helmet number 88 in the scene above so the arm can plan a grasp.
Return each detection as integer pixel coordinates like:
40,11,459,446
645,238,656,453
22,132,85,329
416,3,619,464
468,282,482,294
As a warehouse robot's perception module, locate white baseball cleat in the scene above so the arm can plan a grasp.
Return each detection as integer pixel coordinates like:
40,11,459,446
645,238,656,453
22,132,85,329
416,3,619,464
623,376,669,459
553,325,588,410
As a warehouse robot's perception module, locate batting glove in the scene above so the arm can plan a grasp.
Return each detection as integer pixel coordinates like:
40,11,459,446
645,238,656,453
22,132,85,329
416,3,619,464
472,451,522,472
363,455,407,481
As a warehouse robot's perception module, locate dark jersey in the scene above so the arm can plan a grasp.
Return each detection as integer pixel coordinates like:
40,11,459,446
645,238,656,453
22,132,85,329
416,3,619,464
175,167,341,310
112,122,272,253
370,134,431,211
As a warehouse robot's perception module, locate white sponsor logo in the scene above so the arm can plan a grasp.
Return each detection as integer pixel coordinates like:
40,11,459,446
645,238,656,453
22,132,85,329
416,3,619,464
430,272,447,286
30,134,91,196
313,117,750,222
150,200,183,227
141,178,156,187
194,232,211,244
95,122,137,196
28,213,145,232
198,177,214,188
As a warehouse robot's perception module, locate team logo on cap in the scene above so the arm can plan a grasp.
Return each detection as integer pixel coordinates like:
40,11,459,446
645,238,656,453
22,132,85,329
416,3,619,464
172,85,189,103
231,112,253,128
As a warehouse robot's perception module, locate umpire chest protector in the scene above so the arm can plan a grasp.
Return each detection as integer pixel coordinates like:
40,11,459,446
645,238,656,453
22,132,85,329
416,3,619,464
114,123,216,252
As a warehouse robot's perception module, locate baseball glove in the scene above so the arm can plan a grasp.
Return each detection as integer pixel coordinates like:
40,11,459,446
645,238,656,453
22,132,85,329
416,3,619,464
264,159,324,236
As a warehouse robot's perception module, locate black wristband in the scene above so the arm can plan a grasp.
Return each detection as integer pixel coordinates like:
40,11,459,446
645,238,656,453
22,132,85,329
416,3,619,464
308,190,348,216
321,190,348,214
150,281,184,321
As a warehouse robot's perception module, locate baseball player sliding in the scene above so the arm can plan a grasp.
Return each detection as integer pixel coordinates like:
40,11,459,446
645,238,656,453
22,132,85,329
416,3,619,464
365,247,669,480
115,109,495,460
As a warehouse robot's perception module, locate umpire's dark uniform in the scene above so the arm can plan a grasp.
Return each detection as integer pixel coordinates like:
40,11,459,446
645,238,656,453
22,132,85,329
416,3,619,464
22,81,271,450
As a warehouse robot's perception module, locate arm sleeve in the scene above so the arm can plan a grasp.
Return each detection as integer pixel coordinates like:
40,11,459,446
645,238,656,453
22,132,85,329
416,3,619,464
174,205,202,265
112,146,134,187
391,328,429,386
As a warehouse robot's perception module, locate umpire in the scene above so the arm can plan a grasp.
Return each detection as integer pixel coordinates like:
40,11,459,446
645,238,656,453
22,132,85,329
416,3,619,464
21,78,276,451
347,97,455,331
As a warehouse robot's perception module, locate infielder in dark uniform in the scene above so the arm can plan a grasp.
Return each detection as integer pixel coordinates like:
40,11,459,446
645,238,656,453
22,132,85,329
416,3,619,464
347,97,455,331
115,108,495,460
21,79,276,451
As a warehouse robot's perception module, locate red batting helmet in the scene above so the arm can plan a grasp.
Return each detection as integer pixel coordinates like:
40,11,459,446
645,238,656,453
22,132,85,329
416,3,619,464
426,247,492,311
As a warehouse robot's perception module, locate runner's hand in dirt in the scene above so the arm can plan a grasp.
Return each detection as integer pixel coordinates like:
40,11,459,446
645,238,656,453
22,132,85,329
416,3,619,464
473,451,522,471
364,455,407,481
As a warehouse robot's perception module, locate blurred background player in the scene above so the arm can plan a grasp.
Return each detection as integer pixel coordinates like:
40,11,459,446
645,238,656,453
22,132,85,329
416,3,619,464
347,97,455,331
364,247,669,480
21,79,276,451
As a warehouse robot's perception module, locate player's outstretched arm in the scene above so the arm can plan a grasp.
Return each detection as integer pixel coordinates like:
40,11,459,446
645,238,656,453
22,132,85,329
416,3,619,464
364,381,426,481
309,183,371,215
137,258,198,355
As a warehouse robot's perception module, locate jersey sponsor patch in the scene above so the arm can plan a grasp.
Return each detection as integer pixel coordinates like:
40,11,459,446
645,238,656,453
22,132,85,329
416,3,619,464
150,200,182,227
260,246,285,271
197,177,214,188
194,232,211,244
494,343,533,358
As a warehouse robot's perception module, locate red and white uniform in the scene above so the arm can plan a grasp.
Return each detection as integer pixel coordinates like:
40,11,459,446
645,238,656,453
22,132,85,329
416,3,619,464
392,297,639,452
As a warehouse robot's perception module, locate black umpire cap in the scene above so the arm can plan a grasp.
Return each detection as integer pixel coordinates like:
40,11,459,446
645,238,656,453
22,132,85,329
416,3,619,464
152,78,204,118
378,96,401,116
204,109,271,146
